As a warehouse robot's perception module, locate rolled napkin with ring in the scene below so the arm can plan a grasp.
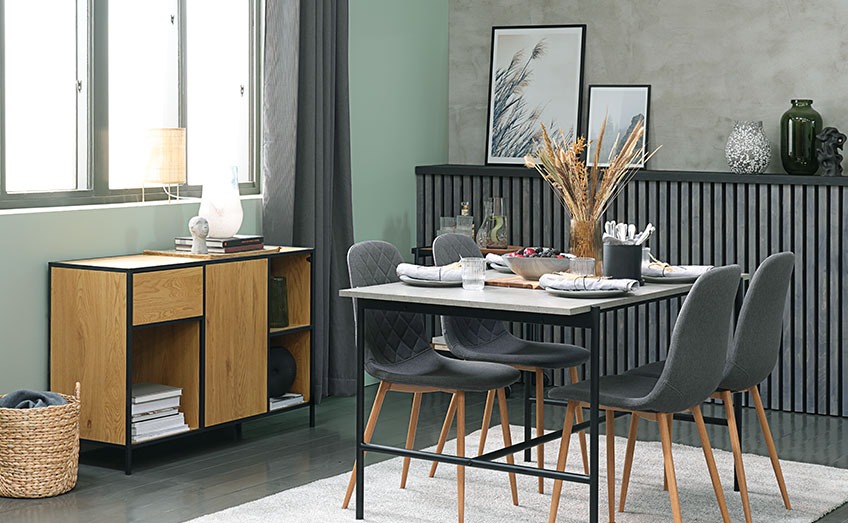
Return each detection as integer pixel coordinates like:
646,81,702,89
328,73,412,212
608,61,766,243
396,262,463,282
485,253,506,266
539,272,640,292
0,389,67,409
643,262,713,279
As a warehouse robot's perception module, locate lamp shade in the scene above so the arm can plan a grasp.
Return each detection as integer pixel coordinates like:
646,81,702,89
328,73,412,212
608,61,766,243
145,128,187,185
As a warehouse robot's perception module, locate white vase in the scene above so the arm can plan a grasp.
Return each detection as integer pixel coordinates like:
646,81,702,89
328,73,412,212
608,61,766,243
198,166,243,238
725,120,771,175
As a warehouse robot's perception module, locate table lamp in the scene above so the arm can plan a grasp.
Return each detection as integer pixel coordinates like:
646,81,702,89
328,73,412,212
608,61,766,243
144,128,186,202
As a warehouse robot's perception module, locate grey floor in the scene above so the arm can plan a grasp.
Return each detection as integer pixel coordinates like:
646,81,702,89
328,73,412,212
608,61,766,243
1,384,846,523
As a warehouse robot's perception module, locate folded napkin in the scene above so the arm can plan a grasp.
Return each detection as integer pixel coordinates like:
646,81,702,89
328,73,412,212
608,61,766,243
396,262,463,282
643,263,713,279
0,389,67,409
485,253,506,266
539,272,639,292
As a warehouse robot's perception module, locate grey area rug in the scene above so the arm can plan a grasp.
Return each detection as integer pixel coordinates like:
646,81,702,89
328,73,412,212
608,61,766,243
187,426,848,522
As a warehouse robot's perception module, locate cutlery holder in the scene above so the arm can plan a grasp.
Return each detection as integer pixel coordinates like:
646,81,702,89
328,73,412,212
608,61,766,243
603,244,642,281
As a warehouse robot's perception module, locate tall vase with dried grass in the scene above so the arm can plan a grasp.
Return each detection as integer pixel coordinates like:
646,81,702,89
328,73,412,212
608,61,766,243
524,117,658,274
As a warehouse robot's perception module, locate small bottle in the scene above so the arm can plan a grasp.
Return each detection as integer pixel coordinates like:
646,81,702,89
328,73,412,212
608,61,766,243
456,201,474,238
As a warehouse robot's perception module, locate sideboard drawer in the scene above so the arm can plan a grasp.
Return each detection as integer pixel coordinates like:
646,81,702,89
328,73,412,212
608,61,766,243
133,268,203,325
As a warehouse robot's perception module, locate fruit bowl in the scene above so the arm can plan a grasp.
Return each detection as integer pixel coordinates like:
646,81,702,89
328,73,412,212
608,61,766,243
502,248,571,280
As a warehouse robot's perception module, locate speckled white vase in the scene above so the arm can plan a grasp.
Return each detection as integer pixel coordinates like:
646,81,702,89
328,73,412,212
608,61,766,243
725,120,771,174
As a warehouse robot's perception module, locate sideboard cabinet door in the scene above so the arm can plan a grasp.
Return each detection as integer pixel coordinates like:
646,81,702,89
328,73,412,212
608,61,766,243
204,259,268,426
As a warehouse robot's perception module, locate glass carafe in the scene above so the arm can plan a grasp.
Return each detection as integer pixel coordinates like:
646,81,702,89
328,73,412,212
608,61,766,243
476,197,508,248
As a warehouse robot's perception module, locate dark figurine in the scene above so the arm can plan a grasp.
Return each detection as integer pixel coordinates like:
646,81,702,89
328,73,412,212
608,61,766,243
816,127,846,176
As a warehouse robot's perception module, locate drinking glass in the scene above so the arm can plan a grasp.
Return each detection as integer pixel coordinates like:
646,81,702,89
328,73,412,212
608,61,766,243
571,257,595,276
641,247,651,274
455,215,474,237
461,257,486,290
437,216,456,236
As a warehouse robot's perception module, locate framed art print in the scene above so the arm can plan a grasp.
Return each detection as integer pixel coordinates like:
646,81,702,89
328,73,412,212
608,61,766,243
586,85,651,168
485,25,586,165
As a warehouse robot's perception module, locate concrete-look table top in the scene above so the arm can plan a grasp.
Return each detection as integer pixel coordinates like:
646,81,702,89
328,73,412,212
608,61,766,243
340,271,694,317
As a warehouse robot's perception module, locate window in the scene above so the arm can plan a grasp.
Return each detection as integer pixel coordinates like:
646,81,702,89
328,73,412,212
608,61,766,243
0,0,260,208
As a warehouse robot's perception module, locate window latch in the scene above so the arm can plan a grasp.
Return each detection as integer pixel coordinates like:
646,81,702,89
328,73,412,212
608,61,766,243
171,14,175,25
76,80,82,93
240,84,245,96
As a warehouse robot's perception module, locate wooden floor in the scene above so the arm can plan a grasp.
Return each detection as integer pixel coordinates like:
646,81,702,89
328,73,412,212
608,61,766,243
1,384,846,523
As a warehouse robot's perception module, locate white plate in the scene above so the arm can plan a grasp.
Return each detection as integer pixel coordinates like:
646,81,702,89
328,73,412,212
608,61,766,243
490,263,514,274
643,275,699,284
399,275,463,287
544,288,630,299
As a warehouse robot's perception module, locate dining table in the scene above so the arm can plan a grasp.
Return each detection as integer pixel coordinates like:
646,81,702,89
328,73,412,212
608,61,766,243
340,270,745,522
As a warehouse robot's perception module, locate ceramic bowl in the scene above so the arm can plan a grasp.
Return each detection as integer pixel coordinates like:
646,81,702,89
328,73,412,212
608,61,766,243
502,255,571,280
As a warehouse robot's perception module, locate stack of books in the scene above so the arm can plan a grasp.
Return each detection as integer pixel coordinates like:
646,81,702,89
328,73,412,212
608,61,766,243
131,383,190,442
269,392,304,411
174,234,264,254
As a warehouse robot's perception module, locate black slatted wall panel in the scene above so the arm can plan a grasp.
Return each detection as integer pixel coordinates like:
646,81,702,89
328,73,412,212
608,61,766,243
416,165,847,417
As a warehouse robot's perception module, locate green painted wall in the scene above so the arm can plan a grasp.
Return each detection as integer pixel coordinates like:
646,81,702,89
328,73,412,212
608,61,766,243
0,199,261,393
349,0,449,260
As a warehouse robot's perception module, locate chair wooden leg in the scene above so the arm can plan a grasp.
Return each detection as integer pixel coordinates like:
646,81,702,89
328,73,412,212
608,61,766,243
342,381,390,509
536,368,545,493
570,367,590,475
750,385,792,509
658,413,682,523
429,392,458,478
663,418,673,491
692,405,731,523
457,391,466,523
497,387,519,506
548,402,577,523
618,413,639,512
606,409,616,523
477,390,496,456
400,392,423,489
721,390,753,523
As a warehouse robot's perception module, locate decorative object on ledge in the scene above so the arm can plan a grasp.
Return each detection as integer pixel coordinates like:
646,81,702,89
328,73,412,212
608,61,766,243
268,346,296,398
816,127,846,177
725,120,770,175
199,166,244,238
780,99,822,175
270,276,290,328
187,216,209,254
586,85,651,169
524,117,658,274
485,25,586,165
476,197,509,248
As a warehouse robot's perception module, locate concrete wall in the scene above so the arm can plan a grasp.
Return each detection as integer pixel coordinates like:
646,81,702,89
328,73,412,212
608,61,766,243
449,0,848,173
350,0,449,258
0,198,261,393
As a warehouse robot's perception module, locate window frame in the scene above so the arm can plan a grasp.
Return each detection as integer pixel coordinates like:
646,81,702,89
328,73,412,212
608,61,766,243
0,0,262,210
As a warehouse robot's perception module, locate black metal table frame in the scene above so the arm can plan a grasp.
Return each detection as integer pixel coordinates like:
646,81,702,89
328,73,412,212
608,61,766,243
352,282,745,522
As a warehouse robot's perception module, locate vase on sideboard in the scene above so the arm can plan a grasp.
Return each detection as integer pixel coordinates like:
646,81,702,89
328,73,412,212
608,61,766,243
780,99,822,175
725,120,770,175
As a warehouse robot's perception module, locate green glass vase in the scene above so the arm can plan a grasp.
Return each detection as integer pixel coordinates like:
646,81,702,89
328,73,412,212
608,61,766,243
780,99,822,175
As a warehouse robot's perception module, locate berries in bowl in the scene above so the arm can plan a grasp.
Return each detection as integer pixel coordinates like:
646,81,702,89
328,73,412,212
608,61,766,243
502,247,573,280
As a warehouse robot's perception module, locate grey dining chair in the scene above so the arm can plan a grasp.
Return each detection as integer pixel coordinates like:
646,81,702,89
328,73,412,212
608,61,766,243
431,233,591,493
547,264,742,523
620,251,795,523
342,240,522,522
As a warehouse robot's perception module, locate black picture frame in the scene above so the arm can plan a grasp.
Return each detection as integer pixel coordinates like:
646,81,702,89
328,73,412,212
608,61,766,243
586,84,651,168
485,24,587,165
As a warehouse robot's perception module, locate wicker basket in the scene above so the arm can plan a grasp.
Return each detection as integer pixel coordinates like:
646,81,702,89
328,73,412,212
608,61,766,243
0,382,80,498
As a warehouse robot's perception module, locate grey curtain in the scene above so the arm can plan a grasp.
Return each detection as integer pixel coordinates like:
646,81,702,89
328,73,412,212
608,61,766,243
263,0,356,399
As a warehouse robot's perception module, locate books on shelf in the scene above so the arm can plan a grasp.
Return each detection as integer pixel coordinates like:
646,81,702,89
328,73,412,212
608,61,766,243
132,412,186,436
174,234,263,248
132,407,179,423
131,396,181,416
132,424,190,443
132,383,182,403
269,392,304,411
174,243,265,254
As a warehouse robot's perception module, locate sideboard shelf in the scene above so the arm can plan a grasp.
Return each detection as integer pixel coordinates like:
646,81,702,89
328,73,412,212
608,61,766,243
49,246,314,473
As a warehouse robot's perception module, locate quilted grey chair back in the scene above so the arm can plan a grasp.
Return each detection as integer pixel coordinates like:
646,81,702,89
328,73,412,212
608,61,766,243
347,240,433,368
432,233,482,265
431,233,510,348
720,252,795,391
644,265,742,412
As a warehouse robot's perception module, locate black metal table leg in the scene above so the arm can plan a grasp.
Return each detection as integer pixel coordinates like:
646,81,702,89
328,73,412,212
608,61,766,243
524,370,532,462
589,306,600,523
356,300,365,519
